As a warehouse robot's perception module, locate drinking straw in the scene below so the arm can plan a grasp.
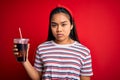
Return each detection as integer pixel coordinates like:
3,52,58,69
19,27,23,39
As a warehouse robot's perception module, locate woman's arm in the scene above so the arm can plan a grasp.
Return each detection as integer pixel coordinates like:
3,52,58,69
80,76,91,80
22,44,42,80
22,60,42,80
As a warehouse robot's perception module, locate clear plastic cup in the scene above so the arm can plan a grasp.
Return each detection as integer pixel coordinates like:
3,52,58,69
13,38,29,62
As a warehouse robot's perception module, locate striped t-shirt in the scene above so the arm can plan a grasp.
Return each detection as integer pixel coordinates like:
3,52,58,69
34,41,93,80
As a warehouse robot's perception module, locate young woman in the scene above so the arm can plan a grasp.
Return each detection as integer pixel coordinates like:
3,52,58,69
14,7,93,80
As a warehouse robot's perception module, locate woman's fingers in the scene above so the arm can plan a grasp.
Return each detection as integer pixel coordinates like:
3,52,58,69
13,44,19,55
13,48,18,51
14,52,19,55
14,44,17,48
13,44,18,52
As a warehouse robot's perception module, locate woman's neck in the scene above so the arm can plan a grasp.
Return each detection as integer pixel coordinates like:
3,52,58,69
54,38,74,45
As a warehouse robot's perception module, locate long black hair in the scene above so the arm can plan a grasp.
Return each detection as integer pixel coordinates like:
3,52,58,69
47,7,80,42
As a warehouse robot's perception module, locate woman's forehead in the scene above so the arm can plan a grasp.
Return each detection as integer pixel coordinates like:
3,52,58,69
51,13,70,22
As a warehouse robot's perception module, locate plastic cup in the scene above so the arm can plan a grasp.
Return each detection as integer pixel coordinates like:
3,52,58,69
13,38,29,62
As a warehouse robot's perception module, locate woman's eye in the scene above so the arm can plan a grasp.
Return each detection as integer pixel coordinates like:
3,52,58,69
51,24,57,27
62,24,66,27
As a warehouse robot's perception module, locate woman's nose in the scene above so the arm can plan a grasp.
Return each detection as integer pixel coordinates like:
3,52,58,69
57,25,62,32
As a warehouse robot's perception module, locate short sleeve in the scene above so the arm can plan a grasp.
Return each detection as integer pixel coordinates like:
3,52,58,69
80,52,93,76
34,47,43,72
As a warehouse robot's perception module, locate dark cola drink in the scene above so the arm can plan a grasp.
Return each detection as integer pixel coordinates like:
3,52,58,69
16,44,27,62
14,38,29,62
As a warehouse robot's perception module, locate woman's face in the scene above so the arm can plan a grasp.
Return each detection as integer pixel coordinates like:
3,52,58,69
51,13,73,42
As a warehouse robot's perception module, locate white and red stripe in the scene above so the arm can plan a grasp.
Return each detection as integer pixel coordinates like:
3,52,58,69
34,41,93,80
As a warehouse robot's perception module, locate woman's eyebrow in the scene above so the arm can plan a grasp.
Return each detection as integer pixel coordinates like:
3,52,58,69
51,22,57,24
61,21,68,23
51,21,68,24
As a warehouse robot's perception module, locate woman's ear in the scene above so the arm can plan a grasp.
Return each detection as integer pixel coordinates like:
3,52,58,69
70,25,73,30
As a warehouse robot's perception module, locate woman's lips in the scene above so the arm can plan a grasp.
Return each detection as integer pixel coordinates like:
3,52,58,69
57,34,63,37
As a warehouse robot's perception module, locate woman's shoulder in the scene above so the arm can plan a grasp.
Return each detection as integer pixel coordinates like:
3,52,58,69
37,41,53,48
74,41,90,53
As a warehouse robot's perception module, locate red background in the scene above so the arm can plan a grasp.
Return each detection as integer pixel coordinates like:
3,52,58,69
0,0,120,80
